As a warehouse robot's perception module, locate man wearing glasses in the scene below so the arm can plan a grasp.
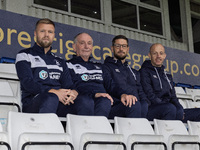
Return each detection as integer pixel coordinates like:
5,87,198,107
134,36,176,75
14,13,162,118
102,35,148,118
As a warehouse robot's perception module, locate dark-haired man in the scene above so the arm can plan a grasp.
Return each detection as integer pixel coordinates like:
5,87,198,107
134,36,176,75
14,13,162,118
16,18,78,116
103,35,148,118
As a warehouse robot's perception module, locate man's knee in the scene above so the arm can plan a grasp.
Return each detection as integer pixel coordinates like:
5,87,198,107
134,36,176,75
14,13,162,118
125,101,141,118
25,92,60,113
74,95,94,115
147,103,177,120
94,97,111,117
39,92,60,113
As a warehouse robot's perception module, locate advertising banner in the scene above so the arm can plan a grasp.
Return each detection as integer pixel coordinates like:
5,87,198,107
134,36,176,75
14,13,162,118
0,9,200,85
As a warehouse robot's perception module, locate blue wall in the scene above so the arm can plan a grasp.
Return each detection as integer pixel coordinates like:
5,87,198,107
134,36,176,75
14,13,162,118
0,10,200,85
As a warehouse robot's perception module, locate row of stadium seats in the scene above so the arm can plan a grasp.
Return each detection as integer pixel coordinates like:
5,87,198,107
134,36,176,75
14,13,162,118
175,86,200,109
1,112,200,150
1,64,200,150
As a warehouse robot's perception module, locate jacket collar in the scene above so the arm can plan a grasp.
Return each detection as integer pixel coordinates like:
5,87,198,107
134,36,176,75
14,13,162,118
33,43,52,55
71,55,92,62
105,56,128,66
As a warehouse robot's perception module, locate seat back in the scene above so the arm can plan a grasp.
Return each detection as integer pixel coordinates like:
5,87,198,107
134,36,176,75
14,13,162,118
154,119,188,143
186,101,200,108
187,120,200,135
0,64,18,80
114,117,154,141
66,114,113,150
174,86,186,94
7,111,64,150
185,88,200,101
18,133,73,150
178,99,188,108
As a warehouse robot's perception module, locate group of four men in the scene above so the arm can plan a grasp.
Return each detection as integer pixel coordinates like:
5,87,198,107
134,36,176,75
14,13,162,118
15,18,200,122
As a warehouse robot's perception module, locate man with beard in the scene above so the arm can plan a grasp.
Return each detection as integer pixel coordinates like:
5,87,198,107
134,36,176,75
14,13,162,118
15,18,78,116
102,35,148,118
140,43,200,122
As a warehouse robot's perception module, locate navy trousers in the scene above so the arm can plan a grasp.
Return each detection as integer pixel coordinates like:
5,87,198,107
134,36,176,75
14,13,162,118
147,102,200,122
183,108,200,123
147,103,177,121
108,100,142,119
23,92,112,118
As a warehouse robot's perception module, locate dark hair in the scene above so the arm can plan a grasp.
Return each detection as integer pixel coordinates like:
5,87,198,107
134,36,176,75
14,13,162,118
35,18,55,29
112,35,129,46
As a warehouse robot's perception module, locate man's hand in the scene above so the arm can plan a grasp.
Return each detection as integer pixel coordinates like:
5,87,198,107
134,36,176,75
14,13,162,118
48,89,78,105
67,90,78,104
95,93,113,105
121,94,137,107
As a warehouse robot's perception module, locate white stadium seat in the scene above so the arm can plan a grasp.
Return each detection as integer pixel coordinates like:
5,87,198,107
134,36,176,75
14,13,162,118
174,86,194,109
185,88,200,102
186,101,200,108
66,114,125,150
114,117,166,150
0,64,21,131
7,111,73,150
154,119,200,150
174,86,193,101
188,120,200,137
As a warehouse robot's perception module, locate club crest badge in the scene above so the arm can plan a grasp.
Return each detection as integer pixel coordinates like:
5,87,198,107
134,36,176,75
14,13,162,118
39,70,48,80
81,74,89,81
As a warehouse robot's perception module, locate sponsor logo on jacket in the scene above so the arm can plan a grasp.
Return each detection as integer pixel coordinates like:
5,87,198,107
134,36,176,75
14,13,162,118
81,74,103,81
49,72,61,79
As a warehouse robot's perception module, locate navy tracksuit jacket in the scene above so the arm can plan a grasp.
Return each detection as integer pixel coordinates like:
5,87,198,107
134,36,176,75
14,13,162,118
140,60,200,122
103,56,148,118
15,43,75,115
67,55,111,117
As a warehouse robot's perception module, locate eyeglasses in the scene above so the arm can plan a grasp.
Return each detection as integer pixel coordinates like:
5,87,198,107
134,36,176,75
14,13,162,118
114,44,128,49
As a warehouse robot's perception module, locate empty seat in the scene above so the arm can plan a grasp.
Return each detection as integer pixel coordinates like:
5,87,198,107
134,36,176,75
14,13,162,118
186,101,200,108
187,120,200,135
154,119,200,150
174,87,193,101
175,86,193,109
0,79,21,131
7,111,73,150
0,64,18,79
178,99,188,109
114,117,166,150
185,88,200,102
66,114,125,150
0,64,21,131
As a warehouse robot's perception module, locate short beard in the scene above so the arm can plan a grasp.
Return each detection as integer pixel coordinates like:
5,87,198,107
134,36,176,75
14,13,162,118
38,41,52,48
114,52,127,61
36,36,52,48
